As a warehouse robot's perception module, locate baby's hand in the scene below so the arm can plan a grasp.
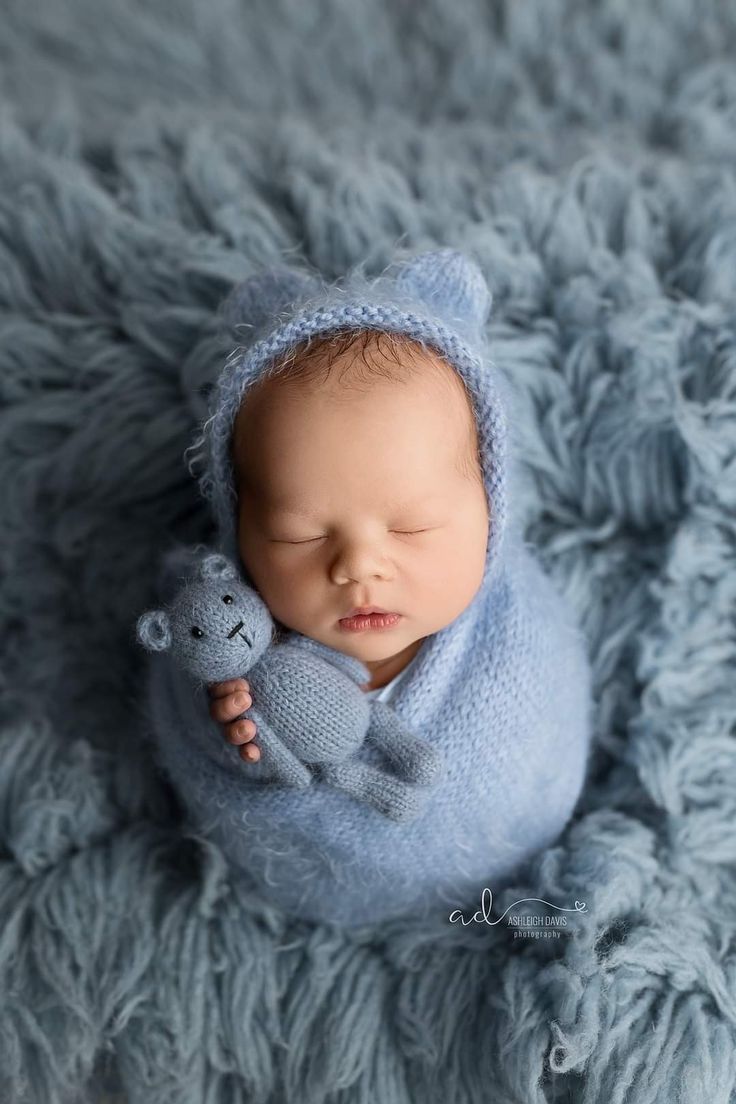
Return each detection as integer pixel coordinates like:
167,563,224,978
207,678,261,763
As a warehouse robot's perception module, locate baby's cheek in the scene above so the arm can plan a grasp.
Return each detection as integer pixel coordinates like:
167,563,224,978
252,554,318,617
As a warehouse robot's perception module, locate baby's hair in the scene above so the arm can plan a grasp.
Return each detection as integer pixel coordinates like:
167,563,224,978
235,327,484,489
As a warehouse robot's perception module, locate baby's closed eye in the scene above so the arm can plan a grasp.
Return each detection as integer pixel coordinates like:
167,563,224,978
268,526,441,545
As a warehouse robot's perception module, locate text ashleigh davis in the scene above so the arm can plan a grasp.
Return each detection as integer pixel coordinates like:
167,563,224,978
507,913,569,939
449,887,588,936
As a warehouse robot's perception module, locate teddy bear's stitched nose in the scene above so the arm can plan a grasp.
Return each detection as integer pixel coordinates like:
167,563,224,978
227,621,244,639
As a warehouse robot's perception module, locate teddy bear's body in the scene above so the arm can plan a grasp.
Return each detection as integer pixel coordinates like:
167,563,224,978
246,640,370,767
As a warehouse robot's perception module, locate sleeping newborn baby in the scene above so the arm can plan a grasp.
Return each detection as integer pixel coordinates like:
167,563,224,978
210,321,491,752
146,248,594,928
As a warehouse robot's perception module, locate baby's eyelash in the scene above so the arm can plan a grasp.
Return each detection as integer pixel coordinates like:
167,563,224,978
271,536,324,544
272,529,431,545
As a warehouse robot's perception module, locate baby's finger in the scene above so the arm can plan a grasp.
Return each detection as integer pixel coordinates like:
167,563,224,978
239,742,261,763
209,690,252,724
207,678,250,699
225,719,258,745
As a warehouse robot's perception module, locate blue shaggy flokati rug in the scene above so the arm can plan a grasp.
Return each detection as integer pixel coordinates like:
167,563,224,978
1,1,736,1101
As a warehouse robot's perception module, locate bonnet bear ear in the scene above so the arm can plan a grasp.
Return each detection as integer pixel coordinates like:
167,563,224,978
393,248,492,335
222,268,323,334
198,552,240,582
136,609,172,652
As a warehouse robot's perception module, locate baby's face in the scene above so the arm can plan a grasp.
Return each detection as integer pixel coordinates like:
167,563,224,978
232,349,489,667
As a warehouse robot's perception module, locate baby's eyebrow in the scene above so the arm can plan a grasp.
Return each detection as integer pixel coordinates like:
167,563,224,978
266,494,446,519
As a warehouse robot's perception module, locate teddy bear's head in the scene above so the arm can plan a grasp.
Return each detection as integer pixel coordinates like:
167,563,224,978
136,552,274,684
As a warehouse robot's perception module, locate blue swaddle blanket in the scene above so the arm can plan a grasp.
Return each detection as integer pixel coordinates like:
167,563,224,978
142,248,594,927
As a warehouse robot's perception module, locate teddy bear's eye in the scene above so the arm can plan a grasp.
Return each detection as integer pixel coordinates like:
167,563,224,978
191,626,204,639
222,594,234,605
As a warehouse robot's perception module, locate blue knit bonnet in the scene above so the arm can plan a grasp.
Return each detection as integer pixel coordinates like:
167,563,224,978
193,248,513,594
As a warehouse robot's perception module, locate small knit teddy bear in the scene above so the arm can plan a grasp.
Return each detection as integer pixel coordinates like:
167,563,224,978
136,551,442,821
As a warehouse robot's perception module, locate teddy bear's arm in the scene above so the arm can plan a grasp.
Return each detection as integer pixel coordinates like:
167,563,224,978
365,702,442,785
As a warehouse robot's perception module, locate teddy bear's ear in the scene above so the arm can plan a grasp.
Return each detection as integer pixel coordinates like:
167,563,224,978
199,552,239,582
136,609,172,652
393,248,492,335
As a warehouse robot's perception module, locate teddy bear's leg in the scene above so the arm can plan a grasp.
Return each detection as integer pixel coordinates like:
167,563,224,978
248,709,313,789
315,760,423,822
365,702,442,785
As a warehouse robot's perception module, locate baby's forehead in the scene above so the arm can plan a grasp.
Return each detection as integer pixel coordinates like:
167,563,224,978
244,329,471,411
231,328,481,489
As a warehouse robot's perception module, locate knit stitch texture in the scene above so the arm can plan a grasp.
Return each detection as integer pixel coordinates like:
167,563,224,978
137,550,441,819
145,248,595,925
4,2,735,1097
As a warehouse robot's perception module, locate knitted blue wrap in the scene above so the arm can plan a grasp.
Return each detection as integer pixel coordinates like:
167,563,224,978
145,248,594,927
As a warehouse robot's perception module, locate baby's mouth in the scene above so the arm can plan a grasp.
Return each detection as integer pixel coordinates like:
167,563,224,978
341,605,398,618
338,612,403,633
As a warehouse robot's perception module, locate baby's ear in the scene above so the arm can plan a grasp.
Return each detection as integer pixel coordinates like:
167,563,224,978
136,609,172,652
393,248,492,336
199,552,239,582
222,268,323,335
